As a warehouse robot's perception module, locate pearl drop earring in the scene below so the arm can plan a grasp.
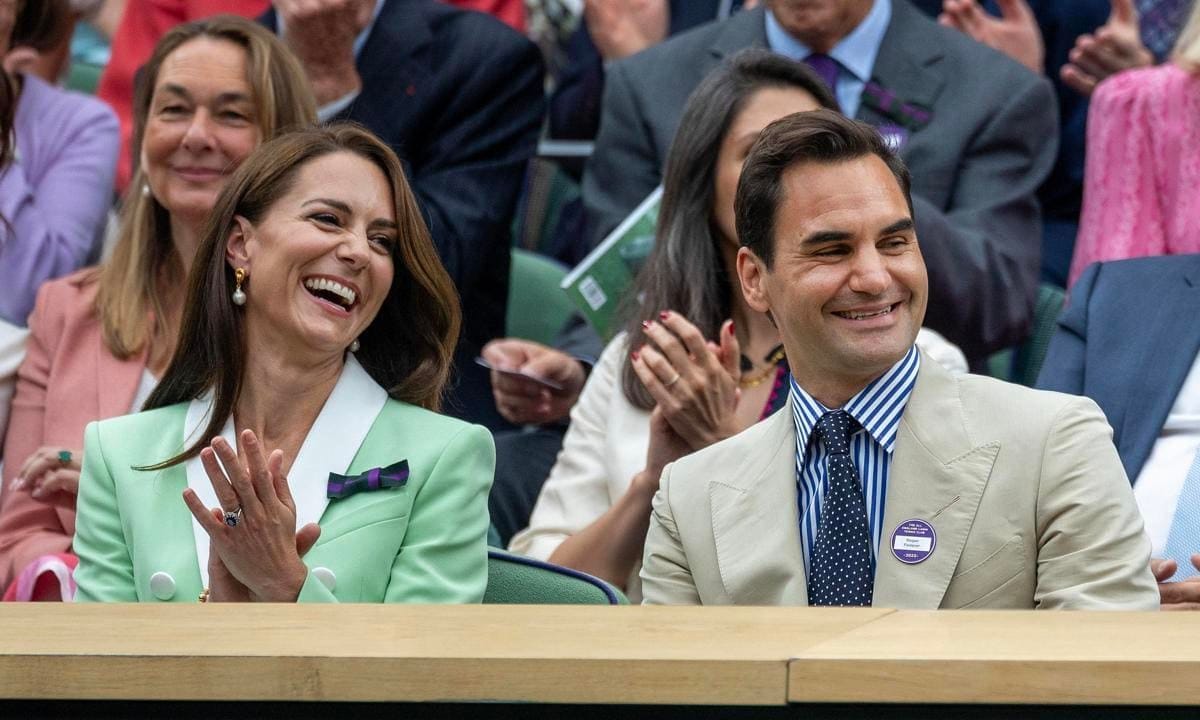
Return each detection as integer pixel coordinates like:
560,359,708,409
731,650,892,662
349,339,360,353
232,268,247,306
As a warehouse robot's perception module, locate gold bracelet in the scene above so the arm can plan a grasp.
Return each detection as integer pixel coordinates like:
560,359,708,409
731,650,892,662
198,587,210,603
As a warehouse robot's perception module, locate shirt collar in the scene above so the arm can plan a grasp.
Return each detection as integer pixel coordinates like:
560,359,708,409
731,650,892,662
789,344,920,458
764,0,891,83
278,0,385,60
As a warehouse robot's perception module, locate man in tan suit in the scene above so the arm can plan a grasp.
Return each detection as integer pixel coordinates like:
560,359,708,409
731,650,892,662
640,110,1158,609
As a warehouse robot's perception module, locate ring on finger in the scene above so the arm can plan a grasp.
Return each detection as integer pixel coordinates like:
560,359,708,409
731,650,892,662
224,506,244,528
664,373,681,388
57,450,72,466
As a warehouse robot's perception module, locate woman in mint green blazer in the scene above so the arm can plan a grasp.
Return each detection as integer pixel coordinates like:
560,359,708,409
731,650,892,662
73,125,495,604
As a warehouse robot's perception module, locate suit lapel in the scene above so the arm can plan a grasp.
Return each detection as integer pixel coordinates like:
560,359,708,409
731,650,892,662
707,7,768,66
1118,264,1200,481
872,357,999,608
855,1,946,131
710,406,809,605
183,356,387,586
287,355,388,533
183,396,235,587
79,335,148,537
94,337,147,419
343,0,432,163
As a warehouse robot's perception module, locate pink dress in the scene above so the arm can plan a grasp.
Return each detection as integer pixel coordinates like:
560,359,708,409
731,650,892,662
1070,64,1200,287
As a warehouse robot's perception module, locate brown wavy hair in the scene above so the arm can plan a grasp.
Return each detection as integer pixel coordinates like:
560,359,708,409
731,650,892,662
97,14,316,360
143,123,462,468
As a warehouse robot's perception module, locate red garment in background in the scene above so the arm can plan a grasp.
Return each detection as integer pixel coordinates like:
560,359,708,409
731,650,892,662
96,0,270,194
446,0,525,32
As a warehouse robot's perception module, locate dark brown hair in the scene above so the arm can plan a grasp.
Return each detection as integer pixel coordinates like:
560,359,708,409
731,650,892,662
735,109,913,268
143,123,461,468
618,49,838,410
10,0,72,54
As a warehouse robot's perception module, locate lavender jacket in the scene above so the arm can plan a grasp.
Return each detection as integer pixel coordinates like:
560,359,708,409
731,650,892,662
0,74,118,326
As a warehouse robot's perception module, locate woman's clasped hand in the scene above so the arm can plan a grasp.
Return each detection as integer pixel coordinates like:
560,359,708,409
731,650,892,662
632,312,741,455
182,430,321,603
9,446,81,505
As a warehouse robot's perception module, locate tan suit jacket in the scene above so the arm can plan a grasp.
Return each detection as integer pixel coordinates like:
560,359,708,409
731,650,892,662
641,354,1159,609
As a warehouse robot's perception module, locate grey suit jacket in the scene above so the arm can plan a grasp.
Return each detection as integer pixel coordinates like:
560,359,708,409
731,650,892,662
640,355,1158,609
583,1,1058,362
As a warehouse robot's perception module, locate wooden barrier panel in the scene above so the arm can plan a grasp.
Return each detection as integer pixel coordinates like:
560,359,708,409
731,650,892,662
0,604,886,706
790,610,1200,705
4,606,1200,708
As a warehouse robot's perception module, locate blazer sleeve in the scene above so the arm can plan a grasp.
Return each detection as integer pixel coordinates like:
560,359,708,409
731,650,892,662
0,89,118,325
408,30,544,300
297,423,495,604
1068,72,1162,287
0,282,72,591
1035,261,1100,395
915,74,1057,360
507,337,627,560
1033,395,1158,609
72,421,138,602
640,461,700,605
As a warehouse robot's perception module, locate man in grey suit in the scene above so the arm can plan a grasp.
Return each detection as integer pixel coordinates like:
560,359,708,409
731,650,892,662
639,111,1156,609
584,0,1058,363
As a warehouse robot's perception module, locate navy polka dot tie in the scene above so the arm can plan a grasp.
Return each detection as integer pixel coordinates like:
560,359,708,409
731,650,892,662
808,410,874,606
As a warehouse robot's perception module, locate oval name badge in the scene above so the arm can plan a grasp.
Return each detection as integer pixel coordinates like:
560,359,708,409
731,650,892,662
891,518,936,564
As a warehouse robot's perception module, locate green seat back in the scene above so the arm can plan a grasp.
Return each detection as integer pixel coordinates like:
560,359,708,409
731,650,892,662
484,549,629,605
986,283,1067,386
506,248,574,345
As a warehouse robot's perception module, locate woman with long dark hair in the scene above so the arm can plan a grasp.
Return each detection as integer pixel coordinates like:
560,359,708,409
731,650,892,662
73,124,493,603
510,50,965,600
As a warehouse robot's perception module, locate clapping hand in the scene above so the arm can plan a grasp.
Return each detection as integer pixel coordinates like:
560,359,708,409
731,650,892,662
182,431,321,603
1061,0,1154,96
585,0,669,62
11,447,82,508
631,312,741,451
939,0,1045,73
1152,556,1200,610
275,0,371,105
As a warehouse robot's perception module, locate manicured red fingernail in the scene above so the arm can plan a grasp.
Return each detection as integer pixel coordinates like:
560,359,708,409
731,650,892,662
659,310,670,321
631,350,640,361
641,320,651,330
728,322,735,335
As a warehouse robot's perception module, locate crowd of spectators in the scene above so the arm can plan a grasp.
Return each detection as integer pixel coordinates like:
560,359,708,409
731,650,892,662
0,0,1198,610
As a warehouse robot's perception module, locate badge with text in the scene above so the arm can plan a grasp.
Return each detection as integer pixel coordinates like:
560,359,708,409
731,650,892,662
890,518,936,564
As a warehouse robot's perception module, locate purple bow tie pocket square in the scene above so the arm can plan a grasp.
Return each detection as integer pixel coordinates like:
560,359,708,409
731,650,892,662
327,460,410,500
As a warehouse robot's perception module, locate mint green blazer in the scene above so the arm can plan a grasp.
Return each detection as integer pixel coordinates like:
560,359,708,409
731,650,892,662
73,399,495,603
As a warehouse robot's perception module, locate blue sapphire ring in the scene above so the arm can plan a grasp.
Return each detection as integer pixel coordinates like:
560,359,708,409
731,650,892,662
223,507,243,527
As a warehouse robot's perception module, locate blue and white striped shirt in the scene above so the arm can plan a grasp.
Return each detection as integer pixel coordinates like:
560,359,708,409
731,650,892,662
790,346,920,579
